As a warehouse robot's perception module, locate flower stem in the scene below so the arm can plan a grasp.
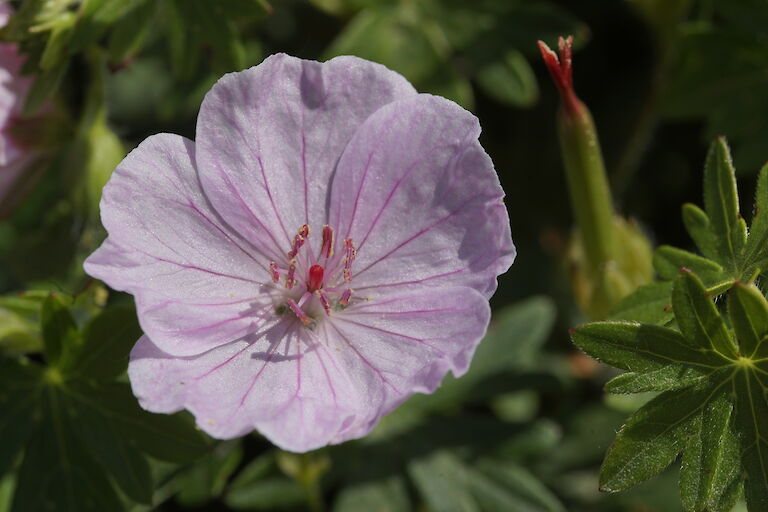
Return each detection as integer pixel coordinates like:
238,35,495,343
539,37,616,274
557,99,616,273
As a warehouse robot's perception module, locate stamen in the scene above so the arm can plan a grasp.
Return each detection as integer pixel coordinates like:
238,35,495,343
307,264,324,293
343,238,356,282
339,288,352,307
285,261,296,289
321,225,334,259
287,224,310,259
317,290,332,315
269,262,280,283
286,298,313,326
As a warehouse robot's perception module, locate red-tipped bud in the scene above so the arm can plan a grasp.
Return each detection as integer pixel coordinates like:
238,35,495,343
538,36,581,115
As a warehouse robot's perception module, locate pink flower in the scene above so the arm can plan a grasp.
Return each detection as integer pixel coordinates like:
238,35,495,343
85,54,515,452
0,3,34,208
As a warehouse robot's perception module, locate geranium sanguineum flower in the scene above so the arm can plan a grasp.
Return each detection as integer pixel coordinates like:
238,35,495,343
85,54,515,452
0,3,34,209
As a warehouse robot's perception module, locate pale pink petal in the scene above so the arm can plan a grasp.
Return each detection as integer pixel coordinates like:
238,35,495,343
195,54,417,253
85,134,270,356
328,94,515,298
128,286,489,451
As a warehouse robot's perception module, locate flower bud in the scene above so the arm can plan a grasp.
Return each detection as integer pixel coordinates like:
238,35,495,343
540,36,653,318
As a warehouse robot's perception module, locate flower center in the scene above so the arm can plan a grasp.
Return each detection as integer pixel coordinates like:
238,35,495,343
268,225,356,326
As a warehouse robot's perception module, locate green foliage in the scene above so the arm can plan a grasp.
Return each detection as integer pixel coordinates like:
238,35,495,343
573,271,767,511
0,295,208,511
323,0,585,109
662,0,768,172
572,136,768,511
613,138,768,325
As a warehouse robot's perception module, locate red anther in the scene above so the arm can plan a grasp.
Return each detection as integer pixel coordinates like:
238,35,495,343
321,225,334,259
318,290,332,315
286,298,312,326
339,288,352,307
269,262,280,283
286,261,296,289
287,225,310,259
287,234,305,259
307,264,324,292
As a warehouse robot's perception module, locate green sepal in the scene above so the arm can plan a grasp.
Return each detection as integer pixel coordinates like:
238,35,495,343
672,270,737,359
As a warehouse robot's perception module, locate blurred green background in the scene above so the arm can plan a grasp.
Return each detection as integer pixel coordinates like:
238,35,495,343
0,0,766,511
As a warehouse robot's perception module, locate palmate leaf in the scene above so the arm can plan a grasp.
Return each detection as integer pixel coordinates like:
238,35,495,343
572,270,768,511
612,137,767,325
4,302,209,511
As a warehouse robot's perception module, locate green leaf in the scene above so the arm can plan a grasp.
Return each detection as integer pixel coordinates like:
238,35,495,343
11,390,123,512
176,442,243,506
40,294,78,366
609,281,674,324
22,61,68,116
80,382,208,463
408,297,555,411
682,203,719,261
733,368,768,510
39,13,75,71
475,50,539,108
729,283,768,358
672,270,737,358
69,305,141,380
323,7,443,85
571,321,723,374
107,0,155,64
653,245,727,283
680,392,742,512
743,163,768,276
409,451,480,512
225,477,305,510
333,476,412,512
600,380,728,492
0,359,40,479
471,459,565,512
703,137,746,268
71,395,153,504
605,365,705,394
227,453,275,493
